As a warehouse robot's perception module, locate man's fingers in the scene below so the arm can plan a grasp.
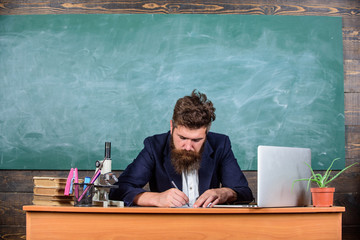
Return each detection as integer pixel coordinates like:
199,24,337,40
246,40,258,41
205,198,220,208
194,190,220,208
168,188,189,207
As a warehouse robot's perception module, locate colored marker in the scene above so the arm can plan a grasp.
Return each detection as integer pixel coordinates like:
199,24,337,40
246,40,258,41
74,168,78,198
77,169,101,202
64,168,74,196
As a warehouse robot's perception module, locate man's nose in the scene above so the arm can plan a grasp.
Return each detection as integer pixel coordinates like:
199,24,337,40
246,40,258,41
183,140,193,151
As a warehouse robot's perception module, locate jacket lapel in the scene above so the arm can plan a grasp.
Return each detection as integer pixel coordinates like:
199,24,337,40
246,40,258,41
198,139,215,194
163,134,182,190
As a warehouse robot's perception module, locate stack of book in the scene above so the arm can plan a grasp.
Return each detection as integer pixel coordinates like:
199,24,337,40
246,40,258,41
32,177,74,206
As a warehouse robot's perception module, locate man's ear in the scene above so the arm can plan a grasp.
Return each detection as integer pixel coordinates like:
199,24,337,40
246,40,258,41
206,124,211,134
170,120,173,134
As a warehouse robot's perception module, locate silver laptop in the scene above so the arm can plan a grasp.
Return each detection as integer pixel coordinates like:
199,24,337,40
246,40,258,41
257,145,311,207
215,145,311,208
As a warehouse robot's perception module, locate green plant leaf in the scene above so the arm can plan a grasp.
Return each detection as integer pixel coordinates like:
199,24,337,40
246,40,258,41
293,158,359,189
305,162,317,179
325,162,359,186
323,158,339,183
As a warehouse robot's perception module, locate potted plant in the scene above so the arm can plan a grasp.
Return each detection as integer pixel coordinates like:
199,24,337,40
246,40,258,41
293,158,358,207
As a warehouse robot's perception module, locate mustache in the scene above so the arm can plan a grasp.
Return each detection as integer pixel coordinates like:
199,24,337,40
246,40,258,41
171,148,201,161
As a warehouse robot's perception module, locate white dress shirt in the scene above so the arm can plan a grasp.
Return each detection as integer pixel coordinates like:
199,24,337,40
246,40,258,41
182,169,199,207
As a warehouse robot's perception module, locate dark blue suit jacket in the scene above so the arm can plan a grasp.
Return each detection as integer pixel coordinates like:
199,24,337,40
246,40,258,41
109,131,253,206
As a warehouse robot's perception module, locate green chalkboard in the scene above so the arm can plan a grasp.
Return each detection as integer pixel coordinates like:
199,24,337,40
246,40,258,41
0,14,344,170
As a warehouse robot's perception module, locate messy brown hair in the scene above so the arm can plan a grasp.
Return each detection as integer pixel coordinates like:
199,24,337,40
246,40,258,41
172,90,216,131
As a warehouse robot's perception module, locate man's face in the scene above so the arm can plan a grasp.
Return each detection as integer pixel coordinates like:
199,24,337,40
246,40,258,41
170,121,207,174
170,121,207,153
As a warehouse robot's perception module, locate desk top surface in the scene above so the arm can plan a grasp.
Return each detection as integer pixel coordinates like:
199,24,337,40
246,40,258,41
23,205,345,214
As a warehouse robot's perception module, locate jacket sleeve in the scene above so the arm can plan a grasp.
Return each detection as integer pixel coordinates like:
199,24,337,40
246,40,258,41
219,136,254,203
109,137,155,206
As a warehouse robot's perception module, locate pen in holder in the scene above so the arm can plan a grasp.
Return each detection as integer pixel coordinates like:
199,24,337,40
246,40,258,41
74,183,94,207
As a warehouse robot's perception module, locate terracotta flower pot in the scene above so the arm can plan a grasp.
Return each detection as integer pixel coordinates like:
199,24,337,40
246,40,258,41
311,187,335,207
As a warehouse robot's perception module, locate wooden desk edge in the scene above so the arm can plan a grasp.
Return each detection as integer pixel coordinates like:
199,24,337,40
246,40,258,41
23,205,345,214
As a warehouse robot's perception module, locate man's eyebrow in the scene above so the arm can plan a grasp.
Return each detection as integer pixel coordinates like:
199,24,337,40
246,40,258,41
177,134,204,141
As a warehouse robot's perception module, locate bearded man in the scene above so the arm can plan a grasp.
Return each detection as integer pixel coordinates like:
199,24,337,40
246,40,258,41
109,90,253,207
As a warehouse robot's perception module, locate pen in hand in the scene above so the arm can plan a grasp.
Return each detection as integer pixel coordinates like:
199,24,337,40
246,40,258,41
171,181,190,207
171,180,179,189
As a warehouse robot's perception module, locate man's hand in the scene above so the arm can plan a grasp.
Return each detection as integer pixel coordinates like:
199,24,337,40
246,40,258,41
193,188,237,208
134,188,189,207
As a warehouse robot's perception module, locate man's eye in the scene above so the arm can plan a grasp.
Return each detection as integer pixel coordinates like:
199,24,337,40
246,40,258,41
179,136,187,140
192,139,201,143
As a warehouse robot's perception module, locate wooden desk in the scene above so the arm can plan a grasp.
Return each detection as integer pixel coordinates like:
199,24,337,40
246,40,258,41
23,205,344,240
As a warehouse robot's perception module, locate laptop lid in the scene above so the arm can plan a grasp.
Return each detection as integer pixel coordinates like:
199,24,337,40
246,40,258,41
257,145,311,207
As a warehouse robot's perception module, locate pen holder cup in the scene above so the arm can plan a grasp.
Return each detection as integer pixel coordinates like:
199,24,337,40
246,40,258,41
73,183,94,207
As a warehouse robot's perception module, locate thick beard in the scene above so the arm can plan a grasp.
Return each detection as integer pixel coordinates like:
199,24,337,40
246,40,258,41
170,136,204,175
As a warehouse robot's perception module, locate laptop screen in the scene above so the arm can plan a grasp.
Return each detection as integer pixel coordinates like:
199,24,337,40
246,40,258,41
257,145,311,207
